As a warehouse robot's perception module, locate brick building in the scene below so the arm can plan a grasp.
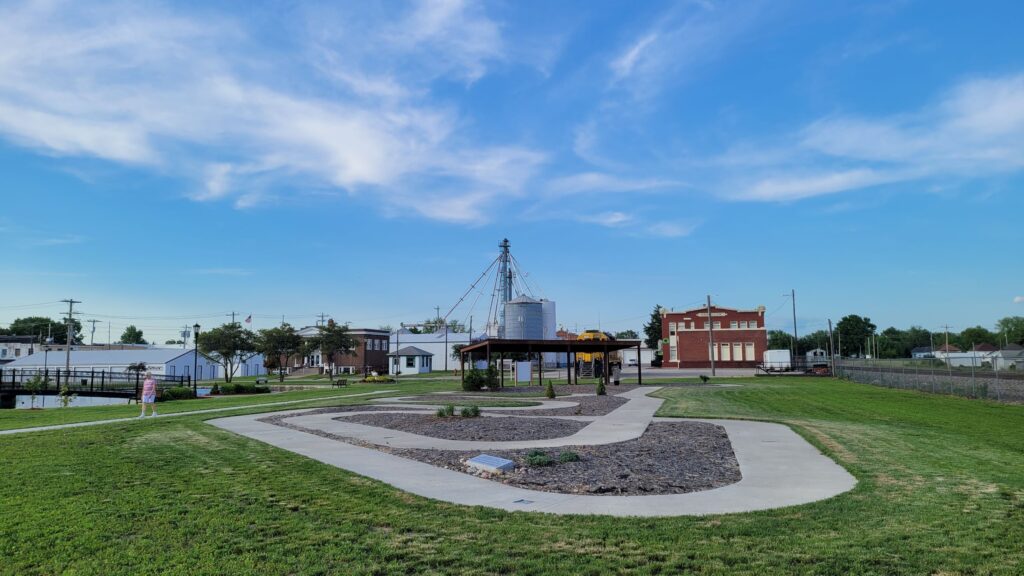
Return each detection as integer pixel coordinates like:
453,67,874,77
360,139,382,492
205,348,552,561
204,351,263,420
296,326,390,375
661,305,767,368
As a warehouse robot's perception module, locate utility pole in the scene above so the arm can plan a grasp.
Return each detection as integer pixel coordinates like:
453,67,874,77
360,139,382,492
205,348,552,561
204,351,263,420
87,319,99,346
707,295,716,377
317,312,327,327
228,311,238,325
943,324,952,368
107,322,111,347
60,298,81,372
827,319,836,375
790,289,799,357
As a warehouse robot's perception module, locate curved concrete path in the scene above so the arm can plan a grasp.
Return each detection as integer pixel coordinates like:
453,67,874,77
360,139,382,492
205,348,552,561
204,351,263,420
208,388,856,516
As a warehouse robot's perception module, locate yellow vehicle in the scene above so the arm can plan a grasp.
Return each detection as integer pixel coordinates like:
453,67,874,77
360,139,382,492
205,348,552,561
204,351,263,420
575,330,622,377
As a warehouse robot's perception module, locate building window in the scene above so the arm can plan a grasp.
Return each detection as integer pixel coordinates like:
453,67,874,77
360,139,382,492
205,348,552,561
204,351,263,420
713,321,722,330
669,322,677,336
730,321,738,329
748,320,758,328
670,344,678,362
745,342,755,362
721,343,732,361
733,343,743,361
709,343,718,361
405,356,415,368
14,349,20,357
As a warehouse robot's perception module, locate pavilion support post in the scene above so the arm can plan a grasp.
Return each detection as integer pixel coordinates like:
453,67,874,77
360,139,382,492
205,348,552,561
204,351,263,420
528,345,533,386
637,342,643,386
460,351,465,387
604,343,610,388
539,352,544,385
567,346,571,386
500,352,504,388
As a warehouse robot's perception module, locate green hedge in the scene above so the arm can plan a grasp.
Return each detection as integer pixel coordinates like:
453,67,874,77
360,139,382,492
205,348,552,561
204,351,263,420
159,387,197,402
217,382,271,395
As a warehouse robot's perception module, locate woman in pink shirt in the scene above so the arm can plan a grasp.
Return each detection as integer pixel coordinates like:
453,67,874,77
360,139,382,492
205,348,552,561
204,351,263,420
139,371,158,418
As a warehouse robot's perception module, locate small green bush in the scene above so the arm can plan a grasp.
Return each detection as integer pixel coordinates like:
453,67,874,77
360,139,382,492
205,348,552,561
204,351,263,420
362,375,396,383
596,381,606,396
159,386,196,402
463,369,486,392
558,451,581,463
216,382,271,395
460,405,481,418
486,364,500,390
544,381,556,399
525,450,552,467
435,406,449,418
443,404,456,417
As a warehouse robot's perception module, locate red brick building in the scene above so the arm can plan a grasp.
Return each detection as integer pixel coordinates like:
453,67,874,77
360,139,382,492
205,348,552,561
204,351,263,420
661,305,767,368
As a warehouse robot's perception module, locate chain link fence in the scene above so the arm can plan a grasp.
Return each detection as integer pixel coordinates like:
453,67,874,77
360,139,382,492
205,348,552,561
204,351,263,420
835,358,1024,403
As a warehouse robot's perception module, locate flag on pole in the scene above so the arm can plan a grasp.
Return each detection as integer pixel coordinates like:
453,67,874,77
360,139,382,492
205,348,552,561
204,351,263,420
245,315,252,324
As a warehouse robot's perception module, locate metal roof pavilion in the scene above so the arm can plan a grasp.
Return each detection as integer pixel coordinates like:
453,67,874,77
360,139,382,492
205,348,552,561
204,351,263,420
458,338,644,388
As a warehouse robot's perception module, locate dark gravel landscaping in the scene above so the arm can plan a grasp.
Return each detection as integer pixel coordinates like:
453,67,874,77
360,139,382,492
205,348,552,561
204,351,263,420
520,394,628,416
389,422,740,495
494,384,639,396
335,413,589,441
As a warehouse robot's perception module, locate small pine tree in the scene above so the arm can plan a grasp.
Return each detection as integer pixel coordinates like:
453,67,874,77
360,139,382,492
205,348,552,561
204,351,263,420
545,381,556,399
596,381,606,396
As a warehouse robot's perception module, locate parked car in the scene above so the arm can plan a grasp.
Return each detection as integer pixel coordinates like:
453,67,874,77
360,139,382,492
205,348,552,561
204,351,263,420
627,358,638,367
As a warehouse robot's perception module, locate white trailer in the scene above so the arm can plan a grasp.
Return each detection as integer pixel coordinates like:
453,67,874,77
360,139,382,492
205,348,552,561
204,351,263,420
762,349,792,371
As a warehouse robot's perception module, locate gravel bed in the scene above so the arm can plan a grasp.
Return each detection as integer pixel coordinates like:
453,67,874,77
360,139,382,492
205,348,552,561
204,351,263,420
491,384,639,396
256,405,430,426
518,394,628,416
335,413,588,441
387,422,740,495
380,395,541,407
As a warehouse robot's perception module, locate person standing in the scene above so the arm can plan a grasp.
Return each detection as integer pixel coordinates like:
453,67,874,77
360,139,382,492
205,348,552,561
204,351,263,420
139,371,158,418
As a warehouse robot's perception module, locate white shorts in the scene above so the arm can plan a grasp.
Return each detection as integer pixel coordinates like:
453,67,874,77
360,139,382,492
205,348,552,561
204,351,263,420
142,393,156,404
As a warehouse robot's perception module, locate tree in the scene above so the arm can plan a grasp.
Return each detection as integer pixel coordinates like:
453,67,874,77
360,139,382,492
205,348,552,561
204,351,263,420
958,326,998,349
614,329,639,340
120,325,147,345
836,315,877,357
198,323,258,383
798,330,832,355
642,305,663,354
8,316,81,344
23,374,47,409
767,330,791,351
304,321,359,381
164,339,183,345
995,316,1024,346
258,323,303,382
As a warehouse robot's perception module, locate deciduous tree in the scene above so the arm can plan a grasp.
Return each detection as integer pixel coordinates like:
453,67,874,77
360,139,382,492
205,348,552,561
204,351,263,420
120,325,147,345
258,323,303,382
198,323,258,383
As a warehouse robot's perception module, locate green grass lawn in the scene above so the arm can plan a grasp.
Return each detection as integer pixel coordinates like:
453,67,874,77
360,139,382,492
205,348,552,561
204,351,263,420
2,377,1022,575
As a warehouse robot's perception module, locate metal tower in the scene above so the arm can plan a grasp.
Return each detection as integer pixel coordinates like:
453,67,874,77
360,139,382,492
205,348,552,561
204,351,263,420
497,238,512,337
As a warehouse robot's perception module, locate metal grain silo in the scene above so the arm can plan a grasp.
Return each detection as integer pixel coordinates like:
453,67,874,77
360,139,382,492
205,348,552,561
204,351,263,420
504,296,543,339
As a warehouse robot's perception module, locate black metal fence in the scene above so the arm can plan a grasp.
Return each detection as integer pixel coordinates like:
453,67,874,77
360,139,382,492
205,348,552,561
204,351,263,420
835,358,1024,403
0,368,190,398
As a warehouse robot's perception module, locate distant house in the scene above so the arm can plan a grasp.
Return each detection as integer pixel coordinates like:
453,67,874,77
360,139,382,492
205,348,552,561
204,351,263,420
911,346,934,359
934,344,962,354
991,344,1024,371
971,343,998,353
933,343,996,368
388,346,433,375
0,336,36,365
388,328,486,373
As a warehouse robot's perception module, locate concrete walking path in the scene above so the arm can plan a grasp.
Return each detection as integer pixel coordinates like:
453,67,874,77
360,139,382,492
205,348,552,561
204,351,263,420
208,388,856,516
0,390,395,436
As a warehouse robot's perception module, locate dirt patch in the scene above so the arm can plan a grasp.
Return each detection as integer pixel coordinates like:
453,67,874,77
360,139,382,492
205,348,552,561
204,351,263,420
335,413,588,441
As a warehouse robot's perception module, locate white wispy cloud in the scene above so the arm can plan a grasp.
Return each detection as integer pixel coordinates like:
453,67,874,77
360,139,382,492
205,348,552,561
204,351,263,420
1014,296,1024,304
610,33,659,81
0,0,541,223
33,234,86,246
578,211,635,227
726,73,1024,201
647,222,696,238
546,172,681,196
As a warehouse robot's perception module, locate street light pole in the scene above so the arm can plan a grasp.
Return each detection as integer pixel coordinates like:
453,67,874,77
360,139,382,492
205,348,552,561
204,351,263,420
193,323,201,394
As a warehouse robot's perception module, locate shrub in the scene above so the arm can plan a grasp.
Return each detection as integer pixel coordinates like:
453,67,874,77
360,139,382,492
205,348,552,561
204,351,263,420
699,374,710,384
525,450,552,467
558,451,581,463
486,364,500,390
442,404,456,417
362,375,396,383
460,405,481,418
463,369,486,392
544,381,556,399
216,382,270,395
596,381,606,396
435,406,449,418
159,386,196,402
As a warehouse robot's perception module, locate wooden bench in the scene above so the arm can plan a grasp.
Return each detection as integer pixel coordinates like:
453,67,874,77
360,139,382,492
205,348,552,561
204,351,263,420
331,378,348,388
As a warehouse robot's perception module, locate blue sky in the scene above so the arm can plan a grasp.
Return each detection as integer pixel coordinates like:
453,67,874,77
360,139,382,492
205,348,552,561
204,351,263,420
1,0,1022,343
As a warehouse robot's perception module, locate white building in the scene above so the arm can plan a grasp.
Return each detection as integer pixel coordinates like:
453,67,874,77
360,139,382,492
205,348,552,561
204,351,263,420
3,348,262,380
0,336,35,364
389,328,485,373
620,345,657,367
991,345,1024,370
388,346,433,375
